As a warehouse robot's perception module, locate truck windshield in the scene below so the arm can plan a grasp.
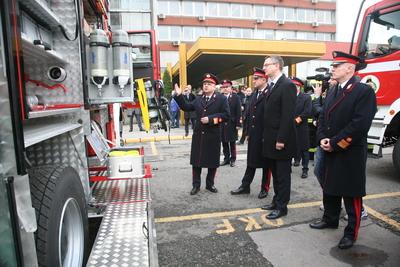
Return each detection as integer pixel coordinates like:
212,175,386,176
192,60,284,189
129,32,152,63
360,9,400,59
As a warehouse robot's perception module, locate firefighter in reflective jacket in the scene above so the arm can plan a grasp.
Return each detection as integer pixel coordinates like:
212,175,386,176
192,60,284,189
309,51,377,249
174,74,230,195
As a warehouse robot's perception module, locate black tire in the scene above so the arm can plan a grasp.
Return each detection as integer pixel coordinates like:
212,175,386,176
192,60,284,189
29,166,89,267
393,140,400,176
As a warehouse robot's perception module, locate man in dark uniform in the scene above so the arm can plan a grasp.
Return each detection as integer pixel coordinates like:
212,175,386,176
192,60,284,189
183,85,197,136
231,68,272,199
309,51,376,249
174,74,230,195
261,55,297,219
220,80,242,167
291,77,312,178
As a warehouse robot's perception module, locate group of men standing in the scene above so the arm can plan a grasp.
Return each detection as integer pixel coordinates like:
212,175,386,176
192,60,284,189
173,51,376,249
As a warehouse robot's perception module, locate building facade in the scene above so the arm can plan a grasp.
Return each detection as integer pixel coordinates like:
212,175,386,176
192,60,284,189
110,0,344,79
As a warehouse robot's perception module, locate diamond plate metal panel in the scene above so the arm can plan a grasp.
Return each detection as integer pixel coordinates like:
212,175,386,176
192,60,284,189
91,179,150,205
87,202,149,267
23,0,84,105
26,128,90,199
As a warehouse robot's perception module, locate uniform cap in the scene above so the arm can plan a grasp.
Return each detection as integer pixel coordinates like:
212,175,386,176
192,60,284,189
202,73,219,85
221,79,232,87
253,67,267,78
331,51,360,66
290,76,304,87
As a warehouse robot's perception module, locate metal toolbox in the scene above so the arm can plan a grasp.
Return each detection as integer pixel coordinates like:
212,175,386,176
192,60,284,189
107,147,145,179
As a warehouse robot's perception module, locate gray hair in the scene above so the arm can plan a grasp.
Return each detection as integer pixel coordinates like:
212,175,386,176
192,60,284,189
265,55,284,71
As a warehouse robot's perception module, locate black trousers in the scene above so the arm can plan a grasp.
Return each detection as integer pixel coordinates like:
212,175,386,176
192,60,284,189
323,193,362,241
184,118,196,135
269,159,291,211
241,167,272,192
192,167,217,188
222,141,236,162
295,149,310,171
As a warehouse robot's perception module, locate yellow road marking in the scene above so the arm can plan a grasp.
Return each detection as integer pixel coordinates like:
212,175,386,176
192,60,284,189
364,205,400,231
150,141,158,156
125,135,191,144
155,191,400,223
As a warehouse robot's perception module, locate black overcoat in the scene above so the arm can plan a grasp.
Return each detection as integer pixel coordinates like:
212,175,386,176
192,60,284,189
317,76,376,197
221,94,241,142
262,75,297,160
174,93,230,168
183,93,197,119
294,92,312,151
246,86,268,167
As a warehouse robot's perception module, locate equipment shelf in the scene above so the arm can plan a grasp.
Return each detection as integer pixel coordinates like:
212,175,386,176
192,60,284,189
21,34,67,65
19,0,61,29
28,107,82,119
24,121,81,147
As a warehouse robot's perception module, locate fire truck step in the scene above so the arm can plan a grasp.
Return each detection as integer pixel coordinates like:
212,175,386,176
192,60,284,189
87,202,150,267
91,179,150,205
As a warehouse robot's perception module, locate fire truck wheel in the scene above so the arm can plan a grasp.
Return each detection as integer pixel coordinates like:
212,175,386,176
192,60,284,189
29,166,89,267
393,140,400,176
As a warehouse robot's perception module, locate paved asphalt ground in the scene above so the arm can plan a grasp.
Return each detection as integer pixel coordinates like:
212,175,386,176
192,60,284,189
123,126,400,267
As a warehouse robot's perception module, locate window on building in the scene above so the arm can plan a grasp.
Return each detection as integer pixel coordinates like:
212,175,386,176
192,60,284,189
208,27,219,37
219,27,231,37
219,2,230,17
285,8,295,21
157,1,168,15
276,7,285,21
169,1,181,15
255,5,263,19
110,12,151,31
265,29,274,40
231,4,241,18
316,10,332,24
232,28,242,38
242,28,252,38
194,2,205,16
276,30,295,40
182,1,194,16
158,26,169,41
207,2,218,17
111,0,150,10
183,27,194,41
316,32,332,41
265,6,274,20
297,9,306,22
306,32,316,40
170,26,181,41
305,9,315,22
194,27,206,40
242,4,252,18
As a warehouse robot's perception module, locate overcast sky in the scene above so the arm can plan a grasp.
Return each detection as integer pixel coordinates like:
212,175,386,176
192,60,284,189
336,0,382,42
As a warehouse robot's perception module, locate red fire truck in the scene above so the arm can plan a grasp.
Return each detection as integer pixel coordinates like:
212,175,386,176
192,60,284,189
353,0,400,175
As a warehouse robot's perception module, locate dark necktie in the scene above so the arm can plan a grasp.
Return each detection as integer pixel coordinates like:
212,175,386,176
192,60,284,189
269,82,275,90
337,85,343,96
205,97,210,103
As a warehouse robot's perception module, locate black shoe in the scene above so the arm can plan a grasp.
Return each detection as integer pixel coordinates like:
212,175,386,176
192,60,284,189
139,129,145,132
309,219,338,229
185,132,189,137
190,187,200,195
220,159,230,166
266,209,287,219
301,170,308,179
293,161,300,167
230,186,250,195
230,161,235,167
261,203,276,210
206,185,218,193
258,190,268,199
338,236,354,249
